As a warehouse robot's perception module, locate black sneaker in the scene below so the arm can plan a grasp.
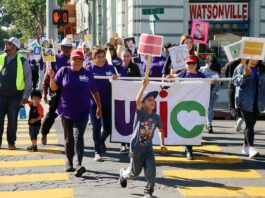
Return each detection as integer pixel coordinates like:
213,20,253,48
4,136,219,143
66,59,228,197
185,148,194,160
64,161,75,172
144,193,154,198
207,126,213,134
120,146,128,154
119,168,127,188
75,166,86,177
27,145,38,152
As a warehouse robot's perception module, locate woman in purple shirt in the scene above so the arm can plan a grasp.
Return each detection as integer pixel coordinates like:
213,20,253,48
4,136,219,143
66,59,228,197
48,50,102,177
167,56,205,160
88,47,117,161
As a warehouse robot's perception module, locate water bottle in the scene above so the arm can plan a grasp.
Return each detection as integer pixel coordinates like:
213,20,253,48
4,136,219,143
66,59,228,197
19,105,26,120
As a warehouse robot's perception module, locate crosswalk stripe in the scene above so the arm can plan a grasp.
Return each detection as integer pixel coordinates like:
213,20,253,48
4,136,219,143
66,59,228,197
15,128,56,133
2,139,59,145
155,156,243,164
153,145,222,152
3,133,57,138
5,124,29,127
163,169,262,179
0,159,65,168
178,186,265,197
0,147,62,156
0,188,74,197
0,173,69,183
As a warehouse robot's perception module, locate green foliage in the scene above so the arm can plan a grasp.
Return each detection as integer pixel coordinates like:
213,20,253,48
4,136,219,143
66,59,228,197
0,0,46,41
0,28,10,50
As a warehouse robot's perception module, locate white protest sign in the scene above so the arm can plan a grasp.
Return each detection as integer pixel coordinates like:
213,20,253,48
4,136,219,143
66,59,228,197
169,44,189,70
223,40,243,62
239,37,265,60
111,80,211,145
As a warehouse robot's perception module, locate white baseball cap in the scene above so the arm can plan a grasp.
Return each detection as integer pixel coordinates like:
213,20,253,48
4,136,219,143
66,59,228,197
61,38,73,47
4,37,21,49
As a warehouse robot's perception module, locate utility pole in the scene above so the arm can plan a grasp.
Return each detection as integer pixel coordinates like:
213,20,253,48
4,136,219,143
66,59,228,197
46,0,58,41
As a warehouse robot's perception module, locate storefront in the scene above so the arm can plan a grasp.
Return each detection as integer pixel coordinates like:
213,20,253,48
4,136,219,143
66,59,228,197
189,0,250,65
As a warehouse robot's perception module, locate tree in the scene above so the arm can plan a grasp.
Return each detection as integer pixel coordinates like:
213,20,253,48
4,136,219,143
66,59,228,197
1,0,46,41
0,28,10,50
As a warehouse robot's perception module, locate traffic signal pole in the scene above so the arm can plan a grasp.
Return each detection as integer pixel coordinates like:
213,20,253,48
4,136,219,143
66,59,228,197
46,0,58,41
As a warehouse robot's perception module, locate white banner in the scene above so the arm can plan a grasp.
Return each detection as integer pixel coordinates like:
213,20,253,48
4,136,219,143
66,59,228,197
111,80,211,145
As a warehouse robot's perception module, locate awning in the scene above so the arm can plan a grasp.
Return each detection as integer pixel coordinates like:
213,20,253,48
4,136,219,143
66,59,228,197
214,33,241,41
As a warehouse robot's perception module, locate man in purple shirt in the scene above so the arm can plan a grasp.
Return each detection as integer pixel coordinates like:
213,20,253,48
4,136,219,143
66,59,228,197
41,38,72,145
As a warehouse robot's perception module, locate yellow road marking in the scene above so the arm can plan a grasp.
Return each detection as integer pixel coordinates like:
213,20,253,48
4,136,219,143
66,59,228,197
0,159,65,168
2,139,59,145
0,188,74,197
15,128,56,133
0,147,62,156
0,173,69,183
163,169,262,179
153,145,222,152
3,133,57,138
155,156,242,164
178,186,265,197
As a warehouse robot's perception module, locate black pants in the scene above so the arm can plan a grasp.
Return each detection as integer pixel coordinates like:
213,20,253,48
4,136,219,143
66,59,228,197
241,109,259,146
228,87,242,120
41,105,58,136
61,117,88,165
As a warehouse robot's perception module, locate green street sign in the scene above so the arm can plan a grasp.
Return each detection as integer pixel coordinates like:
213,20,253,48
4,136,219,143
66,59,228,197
142,8,164,15
142,9,153,15
153,8,164,14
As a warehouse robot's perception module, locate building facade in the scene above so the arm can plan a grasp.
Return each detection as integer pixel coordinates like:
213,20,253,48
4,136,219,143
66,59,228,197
73,0,265,47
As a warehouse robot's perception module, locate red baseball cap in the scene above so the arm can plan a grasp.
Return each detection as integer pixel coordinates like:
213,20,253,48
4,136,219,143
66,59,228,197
185,56,198,63
70,50,84,60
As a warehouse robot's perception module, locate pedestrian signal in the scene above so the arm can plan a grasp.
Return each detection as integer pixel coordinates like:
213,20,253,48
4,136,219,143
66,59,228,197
52,9,69,25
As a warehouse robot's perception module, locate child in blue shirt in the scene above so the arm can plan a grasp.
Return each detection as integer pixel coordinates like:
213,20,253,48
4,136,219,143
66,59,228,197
119,78,167,198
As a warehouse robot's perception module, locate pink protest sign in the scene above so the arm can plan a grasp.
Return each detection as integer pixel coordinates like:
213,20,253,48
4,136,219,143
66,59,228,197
191,20,209,45
138,34,164,57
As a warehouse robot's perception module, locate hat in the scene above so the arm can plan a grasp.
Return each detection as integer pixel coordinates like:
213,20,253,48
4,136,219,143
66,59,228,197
4,37,21,49
61,38,73,47
142,91,158,102
185,56,198,63
70,50,84,60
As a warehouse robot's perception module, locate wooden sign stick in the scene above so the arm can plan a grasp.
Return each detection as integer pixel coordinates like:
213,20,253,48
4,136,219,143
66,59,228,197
144,55,152,78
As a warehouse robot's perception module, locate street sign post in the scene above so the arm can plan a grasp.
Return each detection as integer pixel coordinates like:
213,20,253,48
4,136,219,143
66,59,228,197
142,8,164,35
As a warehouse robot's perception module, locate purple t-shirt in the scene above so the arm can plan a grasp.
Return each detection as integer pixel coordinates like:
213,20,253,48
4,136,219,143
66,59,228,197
144,56,166,77
52,54,71,73
55,66,98,121
88,63,116,106
177,70,206,78
115,66,128,77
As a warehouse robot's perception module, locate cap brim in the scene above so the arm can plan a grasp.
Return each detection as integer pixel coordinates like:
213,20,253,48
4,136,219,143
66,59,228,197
142,91,158,101
71,56,84,60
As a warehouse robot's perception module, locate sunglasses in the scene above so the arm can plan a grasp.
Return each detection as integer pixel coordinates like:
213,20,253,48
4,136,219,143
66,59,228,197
105,48,114,51
187,62,197,65
62,45,72,49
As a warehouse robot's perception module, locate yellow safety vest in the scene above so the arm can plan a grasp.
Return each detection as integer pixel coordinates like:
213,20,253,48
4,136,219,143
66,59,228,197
0,53,25,90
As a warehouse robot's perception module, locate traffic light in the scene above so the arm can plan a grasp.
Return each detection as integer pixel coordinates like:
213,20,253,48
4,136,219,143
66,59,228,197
52,9,69,25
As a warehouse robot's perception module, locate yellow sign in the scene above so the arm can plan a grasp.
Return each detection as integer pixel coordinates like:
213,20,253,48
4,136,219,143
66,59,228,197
240,37,265,60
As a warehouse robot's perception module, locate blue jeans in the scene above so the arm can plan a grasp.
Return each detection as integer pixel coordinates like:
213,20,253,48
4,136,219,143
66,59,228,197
0,95,22,145
29,125,41,141
121,151,156,195
207,88,219,124
61,117,88,166
90,104,111,154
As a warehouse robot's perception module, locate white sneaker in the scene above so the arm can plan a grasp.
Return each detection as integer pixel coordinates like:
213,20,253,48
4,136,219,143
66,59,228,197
242,145,249,155
235,118,244,132
249,147,260,158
